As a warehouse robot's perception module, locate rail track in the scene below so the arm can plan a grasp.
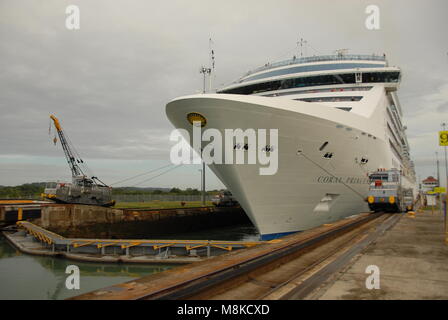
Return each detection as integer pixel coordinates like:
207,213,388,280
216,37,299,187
130,212,400,300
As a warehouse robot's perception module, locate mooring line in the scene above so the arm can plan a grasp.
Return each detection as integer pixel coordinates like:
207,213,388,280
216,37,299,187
299,152,366,200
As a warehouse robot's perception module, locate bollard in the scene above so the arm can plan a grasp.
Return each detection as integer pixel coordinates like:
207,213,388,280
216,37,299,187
17,208,23,221
407,211,416,219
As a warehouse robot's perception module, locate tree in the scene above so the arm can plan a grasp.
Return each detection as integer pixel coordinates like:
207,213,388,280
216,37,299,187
169,187,182,194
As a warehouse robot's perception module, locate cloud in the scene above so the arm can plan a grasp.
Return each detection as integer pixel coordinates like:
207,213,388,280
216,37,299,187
438,102,448,114
0,0,447,187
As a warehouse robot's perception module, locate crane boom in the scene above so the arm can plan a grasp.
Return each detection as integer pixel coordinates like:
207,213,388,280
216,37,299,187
50,115,84,178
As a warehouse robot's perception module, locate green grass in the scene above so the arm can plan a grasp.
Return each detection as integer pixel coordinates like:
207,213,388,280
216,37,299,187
421,205,444,211
113,201,213,209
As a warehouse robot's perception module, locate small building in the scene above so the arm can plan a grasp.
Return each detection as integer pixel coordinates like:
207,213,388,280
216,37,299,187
422,176,439,206
422,176,439,194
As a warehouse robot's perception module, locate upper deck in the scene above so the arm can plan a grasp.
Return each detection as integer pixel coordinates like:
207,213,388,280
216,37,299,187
239,54,387,83
218,54,398,95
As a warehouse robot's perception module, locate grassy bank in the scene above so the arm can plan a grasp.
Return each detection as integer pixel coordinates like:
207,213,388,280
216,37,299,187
114,201,213,209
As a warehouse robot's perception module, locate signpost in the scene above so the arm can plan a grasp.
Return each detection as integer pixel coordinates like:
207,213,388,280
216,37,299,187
439,131,448,146
439,126,448,242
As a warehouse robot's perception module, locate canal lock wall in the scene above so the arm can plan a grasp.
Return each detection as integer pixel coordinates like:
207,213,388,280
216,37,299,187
36,204,251,239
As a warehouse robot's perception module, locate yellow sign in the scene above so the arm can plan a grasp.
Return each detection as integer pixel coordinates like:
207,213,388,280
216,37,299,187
434,187,446,193
440,131,448,146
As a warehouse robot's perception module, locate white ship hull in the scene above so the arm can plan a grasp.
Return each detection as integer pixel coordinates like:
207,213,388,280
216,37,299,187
166,93,397,239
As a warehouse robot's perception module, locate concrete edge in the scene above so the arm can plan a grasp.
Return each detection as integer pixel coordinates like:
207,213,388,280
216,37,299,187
2,231,196,265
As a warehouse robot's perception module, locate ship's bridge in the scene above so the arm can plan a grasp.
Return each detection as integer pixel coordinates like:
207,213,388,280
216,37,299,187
218,54,400,95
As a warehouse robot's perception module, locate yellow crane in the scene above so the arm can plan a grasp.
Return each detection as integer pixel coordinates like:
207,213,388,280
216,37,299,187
43,115,115,207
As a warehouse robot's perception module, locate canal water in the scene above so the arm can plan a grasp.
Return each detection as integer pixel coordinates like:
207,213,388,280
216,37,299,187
0,223,258,300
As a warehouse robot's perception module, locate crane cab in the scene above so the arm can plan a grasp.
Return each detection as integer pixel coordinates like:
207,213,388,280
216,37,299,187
43,177,114,207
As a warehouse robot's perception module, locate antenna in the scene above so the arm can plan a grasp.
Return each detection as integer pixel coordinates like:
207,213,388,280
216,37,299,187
209,38,215,70
442,123,448,190
209,38,215,91
199,38,214,93
297,38,308,57
436,151,440,186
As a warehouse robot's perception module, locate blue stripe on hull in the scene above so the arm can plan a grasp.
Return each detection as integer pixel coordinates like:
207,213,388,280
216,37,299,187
260,231,300,241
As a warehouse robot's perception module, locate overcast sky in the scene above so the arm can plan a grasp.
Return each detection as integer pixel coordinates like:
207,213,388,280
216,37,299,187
0,0,447,189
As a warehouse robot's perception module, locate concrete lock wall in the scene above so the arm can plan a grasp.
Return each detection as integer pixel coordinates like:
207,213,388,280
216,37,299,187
40,205,124,229
38,204,251,239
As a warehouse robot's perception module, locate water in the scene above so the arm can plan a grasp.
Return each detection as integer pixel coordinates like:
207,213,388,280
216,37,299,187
0,223,258,299
148,223,259,241
0,236,173,300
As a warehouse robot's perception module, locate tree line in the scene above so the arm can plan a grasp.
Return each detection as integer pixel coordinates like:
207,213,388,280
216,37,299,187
0,183,46,198
112,187,220,196
0,183,221,199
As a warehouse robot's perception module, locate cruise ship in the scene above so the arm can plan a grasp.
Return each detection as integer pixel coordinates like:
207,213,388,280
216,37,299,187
166,53,416,240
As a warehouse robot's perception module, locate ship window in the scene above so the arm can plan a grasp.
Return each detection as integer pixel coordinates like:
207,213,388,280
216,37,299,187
336,107,352,112
219,72,399,95
241,63,385,83
323,152,334,159
261,86,372,97
296,96,362,102
362,72,400,83
370,174,388,181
